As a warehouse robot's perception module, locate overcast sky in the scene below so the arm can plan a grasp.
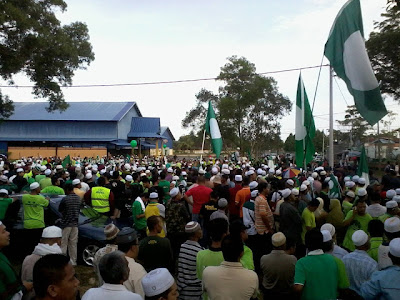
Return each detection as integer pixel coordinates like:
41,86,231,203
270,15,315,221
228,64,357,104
4,0,398,142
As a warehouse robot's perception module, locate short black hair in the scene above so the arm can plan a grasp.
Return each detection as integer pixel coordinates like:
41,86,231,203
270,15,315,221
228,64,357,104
222,235,244,262
64,183,74,193
242,176,250,186
321,181,329,189
258,182,269,193
369,219,384,237
141,177,150,184
51,176,59,186
147,215,160,231
97,176,106,186
208,218,228,242
33,254,70,297
305,228,323,251
112,171,119,179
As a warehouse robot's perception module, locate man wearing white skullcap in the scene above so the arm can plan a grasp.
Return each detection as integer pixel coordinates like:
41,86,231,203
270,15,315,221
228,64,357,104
378,217,400,270
142,268,177,299
379,200,400,223
342,230,378,293
320,223,349,260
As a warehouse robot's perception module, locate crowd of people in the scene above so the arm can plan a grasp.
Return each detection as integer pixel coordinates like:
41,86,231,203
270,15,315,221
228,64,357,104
0,154,400,300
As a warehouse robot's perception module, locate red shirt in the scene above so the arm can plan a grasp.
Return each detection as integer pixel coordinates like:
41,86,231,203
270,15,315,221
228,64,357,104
185,184,213,214
229,184,242,216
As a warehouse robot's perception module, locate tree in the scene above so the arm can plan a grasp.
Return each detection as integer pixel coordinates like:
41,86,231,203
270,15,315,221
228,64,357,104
313,129,327,153
366,2,400,100
0,0,95,119
182,56,291,157
284,133,295,152
337,105,372,147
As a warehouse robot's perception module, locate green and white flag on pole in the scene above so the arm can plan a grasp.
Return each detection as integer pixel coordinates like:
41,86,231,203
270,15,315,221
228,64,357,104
295,74,315,168
324,0,387,126
205,101,222,158
357,146,369,186
328,174,342,199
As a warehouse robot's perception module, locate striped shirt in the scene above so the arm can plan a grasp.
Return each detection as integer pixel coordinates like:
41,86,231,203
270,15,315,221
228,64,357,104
58,194,81,228
177,240,204,299
255,194,274,235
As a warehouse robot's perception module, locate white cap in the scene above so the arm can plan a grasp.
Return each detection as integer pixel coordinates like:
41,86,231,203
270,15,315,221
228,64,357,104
142,268,175,297
269,169,275,174
0,189,8,195
307,176,314,183
212,167,218,174
247,170,255,176
387,189,396,199
30,182,40,190
85,173,92,180
42,226,62,238
320,170,327,176
257,168,263,175
222,164,229,170
281,188,291,199
169,187,179,198
150,192,158,199
300,184,307,192
44,169,51,176
321,230,332,242
0,175,8,182
124,163,131,170
251,190,258,198
303,180,310,186
72,179,80,185
40,165,47,171
389,238,400,258
358,178,366,185
125,175,133,182
352,175,360,183
222,169,230,175
384,217,400,233
275,170,282,175
352,230,369,247
345,181,355,188
234,175,242,182
218,198,228,208
172,175,179,181
167,168,173,173
100,169,106,175
181,171,187,176
396,188,400,195
56,165,63,170
271,232,286,247
386,200,398,209
321,223,336,237
291,189,299,196
198,169,205,175
346,191,356,198
393,195,400,203
357,188,367,197
344,176,351,182
286,179,294,186
249,181,258,190
312,172,318,178
16,168,24,173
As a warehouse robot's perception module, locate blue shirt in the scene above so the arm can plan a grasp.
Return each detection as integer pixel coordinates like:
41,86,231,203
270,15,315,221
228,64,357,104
360,265,400,300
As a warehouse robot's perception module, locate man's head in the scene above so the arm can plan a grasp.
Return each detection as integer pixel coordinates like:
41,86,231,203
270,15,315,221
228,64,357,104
386,200,399,216
388,238,400,266
271,232,286,250
208,218,228,242
308,198,320,212
185,221,202,241
116,227,139,259
0,221,10,250
99,251,129,285
41,226,62,246
142,268,178,300
169,187,181,201
305,228,323,251
352,230,370,251
51,176,61,187
258,182,270,196
356,200,367,216
147,215,162,234
229,219,248,242
384,217,400,241
321,230,334,253
33,254,79,300
30,182,41,194
221,235,244,262
368,219,384,238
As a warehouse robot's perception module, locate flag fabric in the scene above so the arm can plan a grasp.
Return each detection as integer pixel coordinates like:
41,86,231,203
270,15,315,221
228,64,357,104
357,146,370,186
205,101,223,158
324,0,387,125
62,155,71,168
247,149,252,161
295,74,316,168
328,174,342,199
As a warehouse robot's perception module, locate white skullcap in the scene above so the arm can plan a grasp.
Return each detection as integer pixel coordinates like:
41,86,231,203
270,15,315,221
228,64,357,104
321,230,332,242
72,179,80,185
346,191,355,198
42,226,62,238
30,182,40,190
247,170,255,176
125,175,133,182
352,230,368,247
393,195,400,203
275,170,282,175
85,173,92,179
320,170,327,176
396,188,400,195
181,171,187,176
300,184,307,192
212,167,218,174
40,165,47,171
235,175,242,182
262,170,266,176
149,192,158,199
312,172,318,178
145,170,150,174
0,189,8,195
222,169,230,175
44,169,51,176
218,198,228,208
307,176,314,182
358,178,366,185
56,165,63,170
345,181,355,188
142,268,175,297
303,180,310,186
286,179,294,186
315,166,324,171
169,187,179,198
272,232,286,247
0,175,8,182
257,168,263,175
167,167,173,173
185,221,201,233
100,169,106,175
281,188,291,199
384,217,400,233
291,189,299,196
352,175,360,183
16,168,24,173
357,188,367,197
124,163,131,170
321,223,336,237
269,169,275,174
171,181,176,186
250,167,255,171
249,181,258,190
222,164,229,170
386,200,398,209
198,169,205,175
389,238,400,258
387,189,396,199
172,175,179,181
344,176,351,182
251,190,258,198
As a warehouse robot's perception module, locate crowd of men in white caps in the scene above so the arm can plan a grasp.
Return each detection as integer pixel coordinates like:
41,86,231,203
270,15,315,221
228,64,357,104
1,155,400,300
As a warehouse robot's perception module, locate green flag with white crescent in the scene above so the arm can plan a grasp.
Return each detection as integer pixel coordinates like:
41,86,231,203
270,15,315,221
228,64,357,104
357,146,369,186
205,101,222,158
295,74,315,168
324,0,387,125
328,174,342,199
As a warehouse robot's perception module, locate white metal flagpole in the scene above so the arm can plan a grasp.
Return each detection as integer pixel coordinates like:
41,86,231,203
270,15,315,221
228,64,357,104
200,129,206,164
329,66,334,167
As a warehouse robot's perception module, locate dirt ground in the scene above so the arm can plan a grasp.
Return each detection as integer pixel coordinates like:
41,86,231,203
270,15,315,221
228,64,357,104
75,265,97,296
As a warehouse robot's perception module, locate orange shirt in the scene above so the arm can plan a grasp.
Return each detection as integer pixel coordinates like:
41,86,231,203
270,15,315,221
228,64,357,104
235,187,251,218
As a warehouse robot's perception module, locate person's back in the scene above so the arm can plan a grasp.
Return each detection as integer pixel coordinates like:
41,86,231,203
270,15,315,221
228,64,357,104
185,178,212,218
39,176,52,190
22,184,49,229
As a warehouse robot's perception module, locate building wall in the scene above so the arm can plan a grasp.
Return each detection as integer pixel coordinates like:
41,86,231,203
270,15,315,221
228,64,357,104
8,147,107,160
118,108,141,140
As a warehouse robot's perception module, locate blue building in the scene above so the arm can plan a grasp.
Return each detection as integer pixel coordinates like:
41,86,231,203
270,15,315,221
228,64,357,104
0,102,174,159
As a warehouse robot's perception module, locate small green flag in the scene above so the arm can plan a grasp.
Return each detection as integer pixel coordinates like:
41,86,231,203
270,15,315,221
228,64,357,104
205,101,223,158
357,146,369,186
328,174,342,199
126,154,131,163
324,0,387,125
62,155,71,168
247,149,252,161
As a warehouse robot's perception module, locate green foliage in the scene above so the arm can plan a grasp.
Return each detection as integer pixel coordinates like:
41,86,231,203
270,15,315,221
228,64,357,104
313,129,327,153
337,105,372,146
182,56,291,157
366,2,400,100
0,0,95,119
284,133,295,152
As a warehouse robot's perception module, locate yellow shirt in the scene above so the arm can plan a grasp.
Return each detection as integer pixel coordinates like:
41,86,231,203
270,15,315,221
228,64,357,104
145,202,166,238
302,207,316,243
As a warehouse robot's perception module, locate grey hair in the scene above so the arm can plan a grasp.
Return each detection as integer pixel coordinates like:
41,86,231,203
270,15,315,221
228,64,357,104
99,250,129,284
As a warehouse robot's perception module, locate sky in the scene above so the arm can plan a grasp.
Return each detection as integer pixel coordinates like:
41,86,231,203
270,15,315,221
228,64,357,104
3,0,398,142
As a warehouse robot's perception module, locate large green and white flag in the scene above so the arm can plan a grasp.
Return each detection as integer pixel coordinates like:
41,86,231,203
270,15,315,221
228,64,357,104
295,74,315,168
324,0,387,125
328,174,342,199
205,101,222,158
357,145,369,186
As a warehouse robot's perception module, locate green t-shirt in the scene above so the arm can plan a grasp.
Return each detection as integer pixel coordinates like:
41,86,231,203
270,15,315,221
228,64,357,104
342,201,353,216
0,198,13,220
35,174,46,183
343,211,372,251
40,185,65,195
332,256,350,289
0,252,22,300
368,237,383,262
241,245,254,270
39,177,52,189
302,207,316,243
132,200,146,230
196,249,224,280
378,213,392,223
22,194,49,229
294,252,339,300
158,180,171,203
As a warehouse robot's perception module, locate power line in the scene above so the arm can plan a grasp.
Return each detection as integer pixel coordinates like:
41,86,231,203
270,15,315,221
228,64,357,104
0,64,330,89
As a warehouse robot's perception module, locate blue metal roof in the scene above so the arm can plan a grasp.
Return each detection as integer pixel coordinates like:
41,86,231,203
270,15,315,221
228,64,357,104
8,102,141,121
160,126,176,141
127,117,162,139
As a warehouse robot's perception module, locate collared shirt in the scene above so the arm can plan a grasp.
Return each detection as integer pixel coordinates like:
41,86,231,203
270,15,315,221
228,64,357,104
243,200,257,235
378,244,392,270
82,283,142,300
202,261,258,300
342,250,378,293
123,256,147,299
254,194,274,235
327,244,349,260
360,265,400,300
